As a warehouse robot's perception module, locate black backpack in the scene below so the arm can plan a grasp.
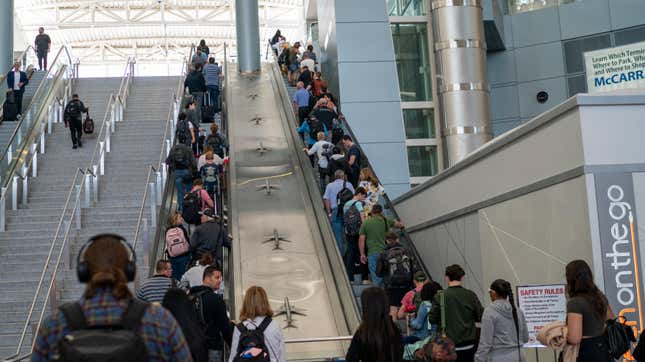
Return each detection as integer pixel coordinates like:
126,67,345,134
343,200,363,236
171,146,190,169
189,289,211,327
206,134,224,157
64,100,83,122
182,190,202,224
56,300,149,362
233,317,273,362
336,181,354,219
308,117,324,141
380,246,414,288
176,119,191,144
605,317,636,359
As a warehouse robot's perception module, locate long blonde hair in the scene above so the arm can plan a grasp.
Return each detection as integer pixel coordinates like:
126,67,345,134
360,168,379,187
239,286,274,321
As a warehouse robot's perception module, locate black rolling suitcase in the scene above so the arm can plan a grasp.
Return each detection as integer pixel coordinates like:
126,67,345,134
2,92,19,122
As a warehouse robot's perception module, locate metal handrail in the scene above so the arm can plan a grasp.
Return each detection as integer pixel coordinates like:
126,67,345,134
3,57,135,361
4,168,86,362
0,45,74,168
132,165,157,252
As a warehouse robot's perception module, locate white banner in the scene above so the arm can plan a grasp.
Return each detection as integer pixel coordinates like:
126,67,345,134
516,284,567,348
584,41,645,93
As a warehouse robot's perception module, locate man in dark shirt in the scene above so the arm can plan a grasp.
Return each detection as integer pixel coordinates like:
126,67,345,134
310,98,337,131
34,27,51,71
342,135,362,187
428,264,484,362
63,94,89,149
165,134,196,209
298,65,313,89
189,266,233,362
190,208,231,267
184,64,207,122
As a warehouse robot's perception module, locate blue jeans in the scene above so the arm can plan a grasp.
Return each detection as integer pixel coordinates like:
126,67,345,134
368,253,383,287
174,169,192,210
169,253,191,281
207,85,220,113
331,208,344,255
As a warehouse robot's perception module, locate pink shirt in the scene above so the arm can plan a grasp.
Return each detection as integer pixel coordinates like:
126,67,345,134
190,188,215,213
401,285,423,310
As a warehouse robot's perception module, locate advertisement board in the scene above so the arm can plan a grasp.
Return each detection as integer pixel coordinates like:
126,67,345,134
516,284,567,348
584,41,645,93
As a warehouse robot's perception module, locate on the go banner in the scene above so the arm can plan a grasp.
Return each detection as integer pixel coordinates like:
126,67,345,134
595,173,643,360
584,41,645,93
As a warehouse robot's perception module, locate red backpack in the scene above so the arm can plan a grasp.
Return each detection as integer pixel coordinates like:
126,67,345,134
165,227,190,257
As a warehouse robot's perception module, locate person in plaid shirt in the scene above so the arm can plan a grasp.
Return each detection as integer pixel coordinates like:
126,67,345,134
32,235,193,361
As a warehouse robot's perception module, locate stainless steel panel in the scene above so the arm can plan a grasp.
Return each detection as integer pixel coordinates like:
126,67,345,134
226,64,359,360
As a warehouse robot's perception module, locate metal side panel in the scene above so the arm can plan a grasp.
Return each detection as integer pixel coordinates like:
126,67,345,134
227,64,359,360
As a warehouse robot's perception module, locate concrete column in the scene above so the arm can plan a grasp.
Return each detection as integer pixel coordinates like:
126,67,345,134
432,0,492,167
0,0,14,74
235,0,261,73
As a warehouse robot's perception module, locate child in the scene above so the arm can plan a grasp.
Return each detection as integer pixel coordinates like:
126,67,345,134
200,152,221,210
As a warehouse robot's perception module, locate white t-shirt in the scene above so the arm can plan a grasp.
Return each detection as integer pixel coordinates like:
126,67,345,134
301,58,315,71
13,71,21,90
307,140,333,169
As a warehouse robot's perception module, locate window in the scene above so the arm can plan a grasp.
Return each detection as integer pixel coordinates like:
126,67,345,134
567,74,587,97
615,25,645,46
391,23,432,102
563,34,611,74
508,0,558,14
403,109,435,139
407,146,438,177
388,0,426,16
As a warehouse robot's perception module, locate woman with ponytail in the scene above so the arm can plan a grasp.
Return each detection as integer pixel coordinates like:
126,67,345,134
33,235,193,361
475,279,528,362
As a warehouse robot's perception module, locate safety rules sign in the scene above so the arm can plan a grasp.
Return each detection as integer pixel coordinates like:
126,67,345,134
517,284,567,347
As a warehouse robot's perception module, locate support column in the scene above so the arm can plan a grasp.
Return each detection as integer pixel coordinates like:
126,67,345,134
235,0,261,73
0,0,14,74
432,0,492,167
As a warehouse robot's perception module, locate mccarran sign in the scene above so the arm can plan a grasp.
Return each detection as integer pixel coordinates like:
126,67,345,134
595,173,643,360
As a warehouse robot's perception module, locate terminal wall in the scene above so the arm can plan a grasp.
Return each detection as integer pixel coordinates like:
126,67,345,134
316,0,410,198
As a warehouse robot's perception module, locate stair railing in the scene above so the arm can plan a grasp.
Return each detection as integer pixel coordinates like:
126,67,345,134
0,60,73,232
132,46,194,276
3,168,87,362
84,57,136,206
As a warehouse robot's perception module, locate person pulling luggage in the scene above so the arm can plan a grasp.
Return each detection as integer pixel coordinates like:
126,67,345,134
64,94,89,149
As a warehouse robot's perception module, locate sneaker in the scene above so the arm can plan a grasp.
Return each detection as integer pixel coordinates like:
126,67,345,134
78,140,83,147
361,280,371,285
72,144,78,149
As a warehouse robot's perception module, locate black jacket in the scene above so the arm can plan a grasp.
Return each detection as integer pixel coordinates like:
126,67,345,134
185,71,207,94
189,285,233,350
190,220,230,259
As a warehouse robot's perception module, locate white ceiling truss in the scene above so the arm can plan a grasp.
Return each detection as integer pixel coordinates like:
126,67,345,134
15,0,305,63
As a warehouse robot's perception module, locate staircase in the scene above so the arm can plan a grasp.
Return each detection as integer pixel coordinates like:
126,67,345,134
0,70,48,148
56,76,178,303
0,77,121,357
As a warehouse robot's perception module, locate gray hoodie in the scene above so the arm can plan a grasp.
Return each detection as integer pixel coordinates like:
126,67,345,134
474,300,529,362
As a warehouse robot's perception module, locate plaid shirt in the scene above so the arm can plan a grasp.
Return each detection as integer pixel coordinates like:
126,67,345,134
32,288,193,362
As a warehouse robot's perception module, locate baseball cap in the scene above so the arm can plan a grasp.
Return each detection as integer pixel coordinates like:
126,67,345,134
414,271,427,282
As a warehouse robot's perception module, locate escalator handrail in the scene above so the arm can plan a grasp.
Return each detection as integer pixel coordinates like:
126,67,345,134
269,44,432,281
0,45,75,183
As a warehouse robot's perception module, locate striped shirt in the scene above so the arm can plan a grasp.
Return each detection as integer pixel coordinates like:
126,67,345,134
32,288,192,362
136,275,177,303
202,63,221,87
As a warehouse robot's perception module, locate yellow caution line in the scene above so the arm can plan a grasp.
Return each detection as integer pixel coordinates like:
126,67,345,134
238,171,293,186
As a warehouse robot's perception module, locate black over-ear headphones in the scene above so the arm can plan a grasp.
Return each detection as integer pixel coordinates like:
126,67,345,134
77,233,137,283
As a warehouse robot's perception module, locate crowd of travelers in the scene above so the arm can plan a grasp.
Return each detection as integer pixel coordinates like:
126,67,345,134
28,35,645,362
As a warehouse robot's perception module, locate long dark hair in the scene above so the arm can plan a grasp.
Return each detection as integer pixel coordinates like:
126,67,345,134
162,288,208,362
566,260,607,318
356,287,402,362
490,279,520,345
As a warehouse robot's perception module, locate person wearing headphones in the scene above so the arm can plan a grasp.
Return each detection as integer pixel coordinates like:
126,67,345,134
32,234,193,361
